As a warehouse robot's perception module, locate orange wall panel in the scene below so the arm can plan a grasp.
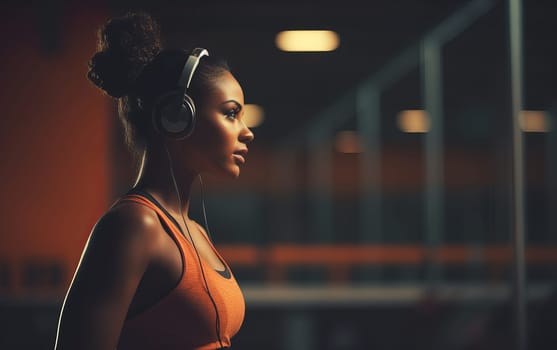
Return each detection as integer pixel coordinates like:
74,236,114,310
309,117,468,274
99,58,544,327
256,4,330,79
0,3,110,294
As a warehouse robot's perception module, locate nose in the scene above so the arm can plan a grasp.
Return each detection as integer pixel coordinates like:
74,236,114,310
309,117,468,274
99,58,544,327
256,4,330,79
239,122,254,143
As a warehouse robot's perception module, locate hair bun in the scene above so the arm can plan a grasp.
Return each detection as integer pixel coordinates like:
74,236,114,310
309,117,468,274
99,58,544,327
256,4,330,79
87,12,161,98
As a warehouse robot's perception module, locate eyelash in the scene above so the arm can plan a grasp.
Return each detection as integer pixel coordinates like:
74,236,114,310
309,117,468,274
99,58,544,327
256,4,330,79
225,108,240,120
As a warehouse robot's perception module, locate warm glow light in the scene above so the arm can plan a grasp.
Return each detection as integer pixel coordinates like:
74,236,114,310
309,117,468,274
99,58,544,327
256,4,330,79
275,30,340,52
397,110,430,133
520,110,550,132
243,104,264,128
335,131,362,154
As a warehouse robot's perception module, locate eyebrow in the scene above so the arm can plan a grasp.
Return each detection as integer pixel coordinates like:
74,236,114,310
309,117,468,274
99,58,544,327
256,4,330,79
221,100,242,110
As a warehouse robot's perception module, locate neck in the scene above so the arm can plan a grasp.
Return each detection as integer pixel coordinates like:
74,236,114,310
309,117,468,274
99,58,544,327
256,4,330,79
132,147,197,219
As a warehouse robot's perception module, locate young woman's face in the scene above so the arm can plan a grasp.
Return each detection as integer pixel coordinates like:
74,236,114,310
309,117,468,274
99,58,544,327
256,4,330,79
182,71,254,178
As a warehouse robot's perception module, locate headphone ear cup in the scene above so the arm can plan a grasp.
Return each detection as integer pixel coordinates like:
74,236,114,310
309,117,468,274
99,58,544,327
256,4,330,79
152,91,196,139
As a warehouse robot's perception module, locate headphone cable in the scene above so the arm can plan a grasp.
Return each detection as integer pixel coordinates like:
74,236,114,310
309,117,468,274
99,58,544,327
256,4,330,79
198,174,214,241
165,144,224,349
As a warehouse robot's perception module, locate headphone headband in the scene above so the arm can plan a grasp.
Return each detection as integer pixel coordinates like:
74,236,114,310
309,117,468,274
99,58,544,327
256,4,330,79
178,48,209,92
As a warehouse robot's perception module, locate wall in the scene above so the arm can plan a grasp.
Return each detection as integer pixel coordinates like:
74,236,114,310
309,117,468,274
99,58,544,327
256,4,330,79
0,2,110,296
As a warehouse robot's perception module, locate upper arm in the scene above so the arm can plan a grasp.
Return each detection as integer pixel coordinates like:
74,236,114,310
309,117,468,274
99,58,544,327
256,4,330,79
55,203,159,350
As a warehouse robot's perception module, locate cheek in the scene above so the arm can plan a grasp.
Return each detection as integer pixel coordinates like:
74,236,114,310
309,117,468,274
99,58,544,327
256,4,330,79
191,118,234,158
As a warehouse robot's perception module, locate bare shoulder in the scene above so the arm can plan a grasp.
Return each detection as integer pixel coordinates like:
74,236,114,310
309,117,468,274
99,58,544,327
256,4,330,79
87,200,162,258
55,201,164,349
67,200,166,296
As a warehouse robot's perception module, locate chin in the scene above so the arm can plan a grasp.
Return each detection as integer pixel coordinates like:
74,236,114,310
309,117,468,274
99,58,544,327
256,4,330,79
214,165,241,179
228,167,241,179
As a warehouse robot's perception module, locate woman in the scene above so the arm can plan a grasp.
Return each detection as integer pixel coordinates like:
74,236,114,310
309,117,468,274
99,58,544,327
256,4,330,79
55,12,253,350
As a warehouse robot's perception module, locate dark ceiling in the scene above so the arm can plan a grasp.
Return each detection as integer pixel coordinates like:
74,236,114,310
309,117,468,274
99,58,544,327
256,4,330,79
108,0,557,147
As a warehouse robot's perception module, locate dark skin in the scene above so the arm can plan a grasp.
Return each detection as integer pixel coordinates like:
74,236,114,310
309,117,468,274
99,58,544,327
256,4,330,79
55,70,254,349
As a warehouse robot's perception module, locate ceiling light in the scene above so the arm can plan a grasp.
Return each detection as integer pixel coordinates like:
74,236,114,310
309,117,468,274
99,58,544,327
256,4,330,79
275,30,340,52
519,110,550,132
243,104,264,128
397,110,430,133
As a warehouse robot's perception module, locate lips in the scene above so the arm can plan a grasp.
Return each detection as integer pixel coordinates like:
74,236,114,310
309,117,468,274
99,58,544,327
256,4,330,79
233,148,248,164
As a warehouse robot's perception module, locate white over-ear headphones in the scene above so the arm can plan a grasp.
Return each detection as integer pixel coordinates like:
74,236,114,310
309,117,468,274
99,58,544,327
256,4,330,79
152,48,209,139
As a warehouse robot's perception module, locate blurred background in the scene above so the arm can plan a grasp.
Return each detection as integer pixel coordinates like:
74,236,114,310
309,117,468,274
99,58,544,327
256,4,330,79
1,0,556,349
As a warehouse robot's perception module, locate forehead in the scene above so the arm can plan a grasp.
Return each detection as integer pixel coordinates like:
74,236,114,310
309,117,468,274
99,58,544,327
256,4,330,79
207,71,244,104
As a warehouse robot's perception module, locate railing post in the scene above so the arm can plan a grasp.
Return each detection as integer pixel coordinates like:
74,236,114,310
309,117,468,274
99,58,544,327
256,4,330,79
508,0,527,348
308,125,334,242
421,38,444,287
357,84,382,243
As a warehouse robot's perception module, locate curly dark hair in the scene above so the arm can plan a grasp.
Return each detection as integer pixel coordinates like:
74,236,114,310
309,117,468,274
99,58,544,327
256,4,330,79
87,12,161,98
87,12,230,158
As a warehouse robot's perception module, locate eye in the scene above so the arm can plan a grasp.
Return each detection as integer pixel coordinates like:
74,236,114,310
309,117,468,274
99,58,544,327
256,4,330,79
224,108,240,120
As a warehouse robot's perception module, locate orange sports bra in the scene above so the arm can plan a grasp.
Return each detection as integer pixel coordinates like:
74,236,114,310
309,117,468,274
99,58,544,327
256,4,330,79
115,190,245,350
